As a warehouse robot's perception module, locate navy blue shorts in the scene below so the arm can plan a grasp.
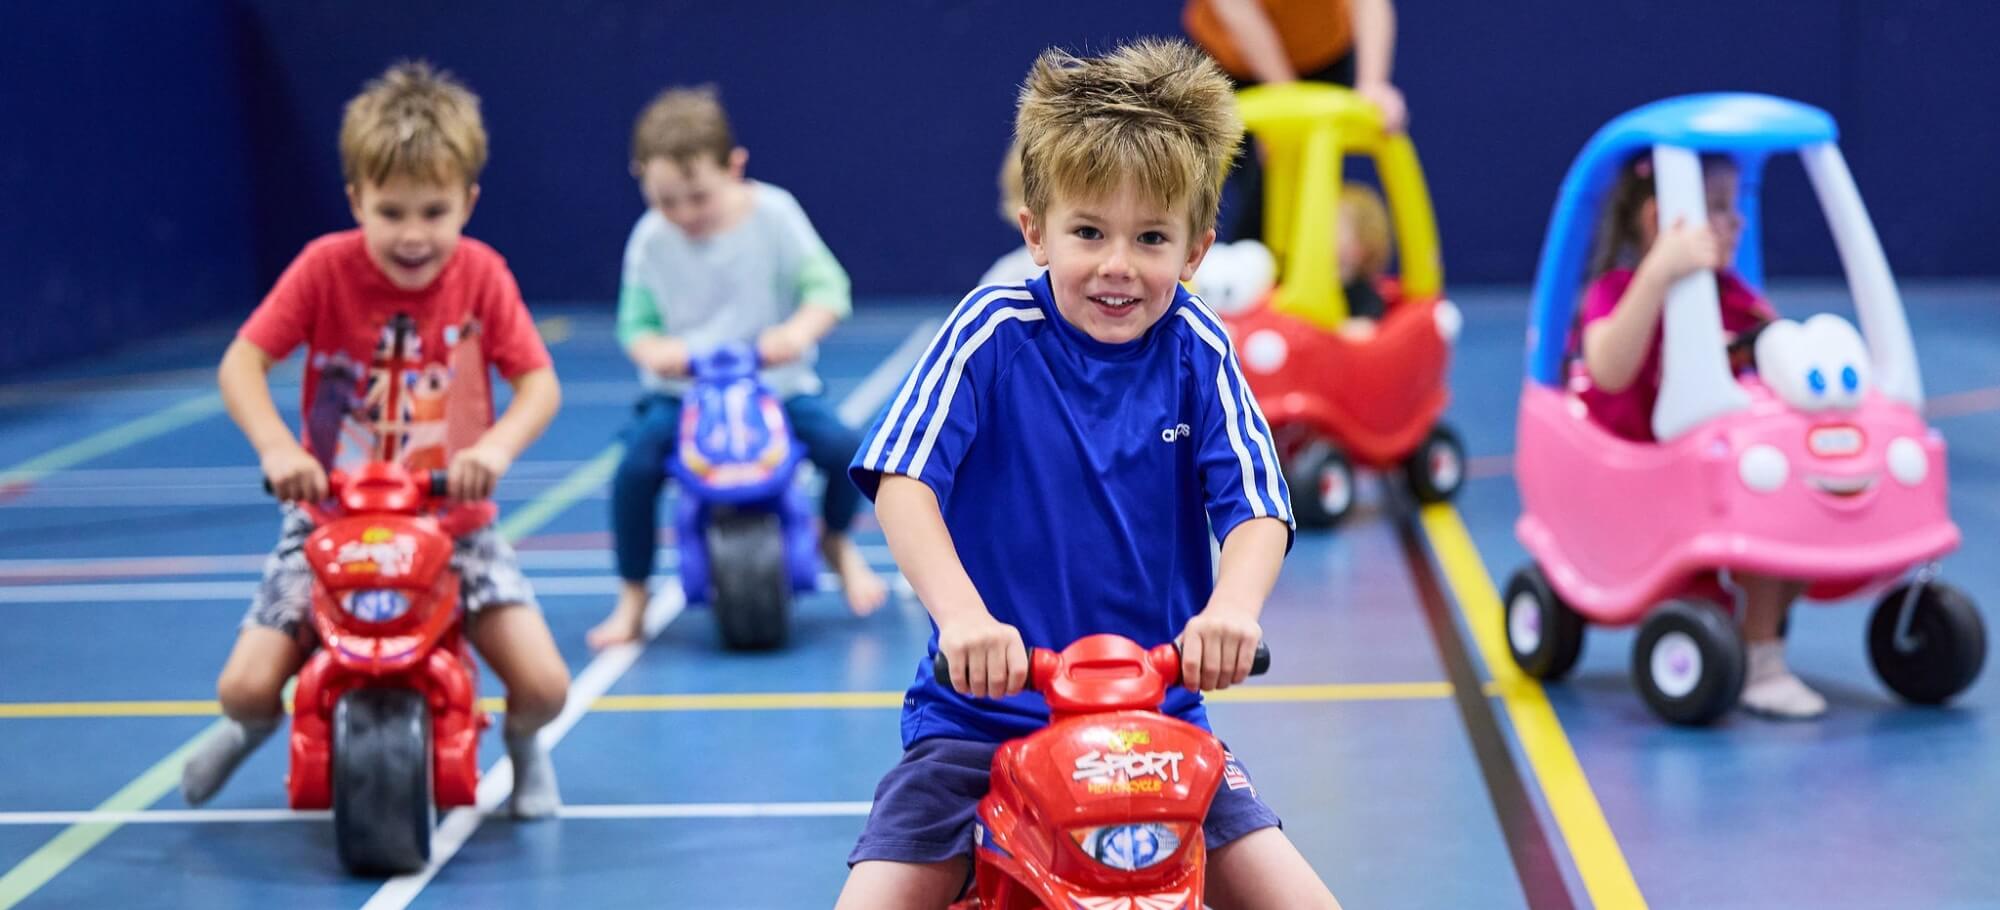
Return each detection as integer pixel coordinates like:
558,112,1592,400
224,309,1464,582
848,736,1281,866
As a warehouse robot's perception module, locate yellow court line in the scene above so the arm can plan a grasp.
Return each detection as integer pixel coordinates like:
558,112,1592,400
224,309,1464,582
0,701,222,719
0,681,1459,720
1419,503,1646,910
587,692,904,711
1206,681,1452,702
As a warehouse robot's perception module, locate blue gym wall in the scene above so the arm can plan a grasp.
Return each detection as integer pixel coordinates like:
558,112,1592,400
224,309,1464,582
3,0,1995,376
0,1,256,378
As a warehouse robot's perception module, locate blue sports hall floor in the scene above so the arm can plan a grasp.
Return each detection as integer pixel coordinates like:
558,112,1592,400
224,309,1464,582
1,283,1995,909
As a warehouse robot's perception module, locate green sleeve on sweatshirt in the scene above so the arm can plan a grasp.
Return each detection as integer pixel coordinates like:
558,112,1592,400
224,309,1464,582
615,283,663,347
797,242,851,318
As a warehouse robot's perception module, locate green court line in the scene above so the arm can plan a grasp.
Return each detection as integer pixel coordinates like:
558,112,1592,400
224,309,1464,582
0,394,227,489
493,445,623,540
0,723,221,906
0,443,623,909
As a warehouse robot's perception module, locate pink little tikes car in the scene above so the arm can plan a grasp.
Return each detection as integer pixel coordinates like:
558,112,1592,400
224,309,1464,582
1508,94,1985,725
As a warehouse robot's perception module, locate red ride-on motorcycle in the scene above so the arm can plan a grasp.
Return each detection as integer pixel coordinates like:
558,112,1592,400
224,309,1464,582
937,634,1270,909
283,463,484,874
281,312,484,874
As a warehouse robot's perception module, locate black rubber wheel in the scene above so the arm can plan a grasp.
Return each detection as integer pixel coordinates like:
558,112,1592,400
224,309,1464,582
1286,442,1355,529
1631,600,1746,726
1404,424,1466,504
1868,581,1986,705
1503,565,1585,680
332,688,434,875
708,509,793,651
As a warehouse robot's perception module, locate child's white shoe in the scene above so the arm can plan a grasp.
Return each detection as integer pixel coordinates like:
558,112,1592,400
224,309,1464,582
1740,641,1826,719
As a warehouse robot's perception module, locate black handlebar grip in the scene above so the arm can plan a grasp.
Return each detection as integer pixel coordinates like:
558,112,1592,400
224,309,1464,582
428,469,450,497
932,653,953,687
1250,641,1272,677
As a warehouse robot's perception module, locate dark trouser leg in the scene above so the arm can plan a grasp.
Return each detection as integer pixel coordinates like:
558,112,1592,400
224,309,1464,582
610,394,683,582
783,394,864,532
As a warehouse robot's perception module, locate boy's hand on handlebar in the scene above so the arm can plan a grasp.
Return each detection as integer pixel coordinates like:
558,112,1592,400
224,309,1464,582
447,442,512,501
636,336,691,378
1180,610,1263,692
937,615,1027,700
261,444,328,503
756,324,808,367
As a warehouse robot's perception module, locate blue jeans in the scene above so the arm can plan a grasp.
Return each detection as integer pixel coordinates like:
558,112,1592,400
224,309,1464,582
611,392,864,583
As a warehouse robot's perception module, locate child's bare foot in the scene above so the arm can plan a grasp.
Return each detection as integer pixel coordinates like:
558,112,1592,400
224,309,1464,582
824,535,888,617
586,583,650,651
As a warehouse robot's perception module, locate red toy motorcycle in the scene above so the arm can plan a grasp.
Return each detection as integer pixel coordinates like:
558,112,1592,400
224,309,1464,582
282,313,484,874
938,634,1270,909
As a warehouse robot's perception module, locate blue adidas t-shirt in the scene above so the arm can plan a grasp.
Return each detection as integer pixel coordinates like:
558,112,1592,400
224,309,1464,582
850,273,1294,747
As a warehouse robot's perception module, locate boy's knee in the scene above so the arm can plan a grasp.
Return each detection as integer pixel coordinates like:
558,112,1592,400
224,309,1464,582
216,664,287,722
508,670,570,726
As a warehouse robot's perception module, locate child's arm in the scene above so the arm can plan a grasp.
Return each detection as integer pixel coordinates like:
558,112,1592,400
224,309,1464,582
1582,220,1723,393
219,338,325,502
756,304,841,367
1351,0,1407,131
876,474,1027,700
759,209,853,366
616,284,690,379
447,366,560,501
1209,0,1297,84
1181,516,1288,691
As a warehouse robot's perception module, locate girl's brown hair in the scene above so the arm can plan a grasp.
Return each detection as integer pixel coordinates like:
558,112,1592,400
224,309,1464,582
1585,151,1735,279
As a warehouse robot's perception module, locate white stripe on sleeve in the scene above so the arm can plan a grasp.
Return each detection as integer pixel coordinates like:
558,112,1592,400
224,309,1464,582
861,286,1033,472
1186,296,1291,522
906,306,1047,479
1177,307,1271,519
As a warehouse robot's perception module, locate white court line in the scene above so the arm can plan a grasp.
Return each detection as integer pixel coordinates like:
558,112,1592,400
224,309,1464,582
361,586,685,910
837,318,941,427
0,544,893,578
360,317,934,910
0,801,873,827
0,570,904,604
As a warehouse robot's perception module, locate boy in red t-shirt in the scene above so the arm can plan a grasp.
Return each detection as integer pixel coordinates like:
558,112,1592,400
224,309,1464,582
183,62,571,815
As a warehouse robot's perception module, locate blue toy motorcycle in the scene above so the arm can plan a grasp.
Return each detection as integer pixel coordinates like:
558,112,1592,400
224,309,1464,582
668,344,819,650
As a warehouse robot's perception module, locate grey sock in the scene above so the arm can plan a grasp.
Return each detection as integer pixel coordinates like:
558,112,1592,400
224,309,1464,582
180,718,278,806
506,731,561,819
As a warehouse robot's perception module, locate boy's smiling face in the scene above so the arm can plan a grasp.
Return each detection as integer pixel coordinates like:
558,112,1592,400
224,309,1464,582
1020,179,1214,345
348,175,478,291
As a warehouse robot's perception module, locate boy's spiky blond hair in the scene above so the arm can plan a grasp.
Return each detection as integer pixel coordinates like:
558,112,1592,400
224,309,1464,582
1014,38,1242,235
339,61,487,188
631,86,735,169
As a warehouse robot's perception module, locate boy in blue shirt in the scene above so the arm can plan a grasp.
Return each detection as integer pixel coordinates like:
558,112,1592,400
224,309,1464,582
836,39,1342,909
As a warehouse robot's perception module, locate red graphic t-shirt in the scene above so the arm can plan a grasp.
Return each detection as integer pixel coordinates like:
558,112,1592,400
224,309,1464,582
238,230,552,532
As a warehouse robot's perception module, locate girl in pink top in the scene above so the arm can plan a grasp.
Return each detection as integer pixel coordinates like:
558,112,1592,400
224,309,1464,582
1576,153,1824,719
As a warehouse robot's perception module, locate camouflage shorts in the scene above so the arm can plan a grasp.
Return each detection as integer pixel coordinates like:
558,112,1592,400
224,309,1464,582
242,506,539,641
